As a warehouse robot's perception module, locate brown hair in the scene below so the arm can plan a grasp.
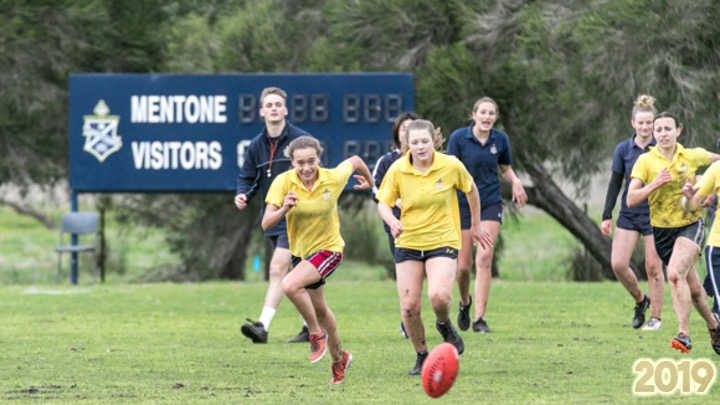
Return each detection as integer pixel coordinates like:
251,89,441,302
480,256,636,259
403,119,444,153
288,135,324,160
472,97,499,117
631,94,657,119
260,87,288,105
653,111,681,128
391,112,421,149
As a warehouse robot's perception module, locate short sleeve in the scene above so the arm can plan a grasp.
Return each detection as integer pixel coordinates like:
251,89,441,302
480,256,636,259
265,173,289,208
692,148,712,167
446,132,460,158
377,165,399,206
453,157,474,194
497,133,512,166
335,160,354,182
698,162,720,198
630,154,649,184
610,143,624,173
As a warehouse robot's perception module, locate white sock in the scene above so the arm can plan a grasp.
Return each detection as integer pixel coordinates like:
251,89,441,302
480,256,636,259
259,306,276,331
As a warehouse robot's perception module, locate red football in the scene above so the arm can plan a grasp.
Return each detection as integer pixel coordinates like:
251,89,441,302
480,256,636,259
421,343,460,398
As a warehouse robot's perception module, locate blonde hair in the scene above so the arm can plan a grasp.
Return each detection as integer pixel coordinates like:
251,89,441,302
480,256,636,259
632,94,657,119
288,135,324,160
402,119,444,153
260,87,288,104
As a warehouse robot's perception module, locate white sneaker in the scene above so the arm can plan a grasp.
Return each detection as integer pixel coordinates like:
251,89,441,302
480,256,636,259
642,318,662,331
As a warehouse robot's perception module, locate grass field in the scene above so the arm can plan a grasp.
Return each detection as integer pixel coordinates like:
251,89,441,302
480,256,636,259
1,278,719,403
2,204,718,402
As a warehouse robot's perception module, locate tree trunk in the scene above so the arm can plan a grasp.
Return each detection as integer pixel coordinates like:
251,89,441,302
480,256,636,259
519,154,643,280
0,198,55,228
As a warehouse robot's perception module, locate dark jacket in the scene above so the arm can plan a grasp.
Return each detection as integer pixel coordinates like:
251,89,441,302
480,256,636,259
236,121,309,237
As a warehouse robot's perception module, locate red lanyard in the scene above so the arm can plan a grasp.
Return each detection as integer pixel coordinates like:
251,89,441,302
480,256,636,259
267,138,279,178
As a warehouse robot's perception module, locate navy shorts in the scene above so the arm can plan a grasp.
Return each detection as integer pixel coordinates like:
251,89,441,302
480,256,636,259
460,202,503,230
268,233,290,250
394,246,459,264
616,211,652,236
704,246,720,302
653,220,705,266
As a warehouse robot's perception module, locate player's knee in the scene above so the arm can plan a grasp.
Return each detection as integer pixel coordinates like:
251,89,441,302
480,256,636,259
281,277,298,296
401,301,422,319
268,264,289,281
476,252,494,270
428,290,451,309
456,265,471,276
610,258,627,273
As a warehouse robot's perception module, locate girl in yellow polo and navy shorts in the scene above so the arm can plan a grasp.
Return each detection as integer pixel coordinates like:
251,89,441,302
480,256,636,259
377,119,493,375
628,112,720,354
262,135,375,385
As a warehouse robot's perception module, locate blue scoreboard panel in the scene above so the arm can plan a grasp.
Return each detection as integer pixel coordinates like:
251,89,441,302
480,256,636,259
68,73,414,192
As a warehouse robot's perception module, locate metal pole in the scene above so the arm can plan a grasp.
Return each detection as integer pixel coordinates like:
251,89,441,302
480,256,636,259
71,191,78,285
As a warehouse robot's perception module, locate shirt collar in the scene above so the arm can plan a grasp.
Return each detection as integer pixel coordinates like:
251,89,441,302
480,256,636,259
397,150,441,175
464,125,497,143
288,166,329,188
631,133,656,149
649,142,686,160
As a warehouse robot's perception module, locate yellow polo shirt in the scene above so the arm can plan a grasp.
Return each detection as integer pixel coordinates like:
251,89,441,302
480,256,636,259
630,143,710,228
265,161,353,258
377,151,473,251
696,161,720,247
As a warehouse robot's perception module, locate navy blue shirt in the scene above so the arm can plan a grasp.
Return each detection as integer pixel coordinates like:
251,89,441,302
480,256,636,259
610,135,654,215
446,126,513,208
236,121,309,237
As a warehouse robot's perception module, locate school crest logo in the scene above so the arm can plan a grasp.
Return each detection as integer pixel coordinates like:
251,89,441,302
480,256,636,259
82,100,122,162
323,188,332,201
436,178,444,190
490,144,498,155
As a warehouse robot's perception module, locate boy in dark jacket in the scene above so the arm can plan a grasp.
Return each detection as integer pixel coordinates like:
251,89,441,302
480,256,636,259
235,87,310,344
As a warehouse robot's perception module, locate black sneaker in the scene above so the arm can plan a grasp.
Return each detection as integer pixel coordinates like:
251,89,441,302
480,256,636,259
671,332,692,353
472,317,493,333
399,322,409,339
709,313,720,355
632,295,650,329
436,320,464,355
457,296,473,331
287,325,310,343
241,318,268,344
409,351,428,376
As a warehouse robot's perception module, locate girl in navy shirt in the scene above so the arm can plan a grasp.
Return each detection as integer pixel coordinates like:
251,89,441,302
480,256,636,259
600,95,664,330
446,97,527,333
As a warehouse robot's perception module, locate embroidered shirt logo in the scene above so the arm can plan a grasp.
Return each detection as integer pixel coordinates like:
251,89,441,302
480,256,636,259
436,178,444,190
323,188,331,201
83,100,122,162
490,144,498,155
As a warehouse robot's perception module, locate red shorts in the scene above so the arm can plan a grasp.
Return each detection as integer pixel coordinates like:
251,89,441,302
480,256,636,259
292,250,343,289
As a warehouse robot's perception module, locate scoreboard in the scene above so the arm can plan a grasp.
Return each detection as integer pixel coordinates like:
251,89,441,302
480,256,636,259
68,73,414,192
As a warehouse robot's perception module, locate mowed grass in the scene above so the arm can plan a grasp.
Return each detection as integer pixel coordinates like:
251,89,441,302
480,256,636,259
1,279,719,404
